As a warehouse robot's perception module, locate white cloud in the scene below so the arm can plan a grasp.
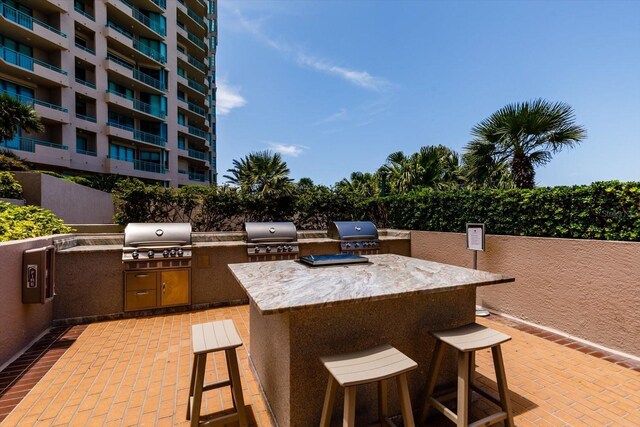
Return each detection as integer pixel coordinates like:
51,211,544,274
267,142,307,157
313,108,348,126
222,4,389,92
216,81,247,115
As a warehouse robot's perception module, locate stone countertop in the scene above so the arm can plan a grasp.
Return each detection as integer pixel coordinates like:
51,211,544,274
228,254,514,315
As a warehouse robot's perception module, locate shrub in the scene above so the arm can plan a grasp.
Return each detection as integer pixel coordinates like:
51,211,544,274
0,149,30,171
0,172,23,199
0,202,73,242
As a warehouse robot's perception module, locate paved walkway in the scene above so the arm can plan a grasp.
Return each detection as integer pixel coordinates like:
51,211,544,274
1,305,639,426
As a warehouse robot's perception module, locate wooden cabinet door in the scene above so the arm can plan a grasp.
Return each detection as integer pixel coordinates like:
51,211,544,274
160,269,190,307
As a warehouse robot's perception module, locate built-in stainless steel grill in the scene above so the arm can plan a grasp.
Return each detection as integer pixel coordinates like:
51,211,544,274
328,221,380,254
122,223,193,312
245,221,299,259
122,223,193,269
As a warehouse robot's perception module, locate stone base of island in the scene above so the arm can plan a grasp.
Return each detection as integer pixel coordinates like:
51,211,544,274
229,254,514,427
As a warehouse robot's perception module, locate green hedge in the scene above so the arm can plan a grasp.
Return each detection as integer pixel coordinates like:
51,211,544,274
0,202,73,242
111,180,640,241
0,172,22,199
375,181,640,241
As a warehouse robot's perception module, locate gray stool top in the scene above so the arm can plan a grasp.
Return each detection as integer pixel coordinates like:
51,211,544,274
192,320,243,354
431,323,511,352
320,344,417,387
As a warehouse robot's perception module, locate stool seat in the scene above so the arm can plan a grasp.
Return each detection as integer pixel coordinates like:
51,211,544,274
321,344,418,387
431,323,511,352
191,319,243,354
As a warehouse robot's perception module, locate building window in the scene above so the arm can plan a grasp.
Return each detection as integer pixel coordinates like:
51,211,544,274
109,144,134,162
178,113,186,125
178,136,186,150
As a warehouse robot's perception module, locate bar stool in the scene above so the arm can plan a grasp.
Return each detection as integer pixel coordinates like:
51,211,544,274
419,323,514,427
319,344,417,427
187,319,249,427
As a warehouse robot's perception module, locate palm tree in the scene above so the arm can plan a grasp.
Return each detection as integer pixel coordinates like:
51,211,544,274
224,150,293,195
0,93,44,142
336,171,379,197
465,99,586,189
382,145,462,193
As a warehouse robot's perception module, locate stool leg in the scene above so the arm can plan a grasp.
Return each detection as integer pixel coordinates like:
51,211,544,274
457,351,470,427
378,379,388,422
419,340,444,425
225,350,236,409
319,377,338,427
186,355,198,420
491,345,515,427
226,349,249,427
397,373,415,427
191,354,207,427
468,351,475,415
343,386,357,427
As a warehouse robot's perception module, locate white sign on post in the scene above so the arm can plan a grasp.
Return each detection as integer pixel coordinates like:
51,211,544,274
466,223,485,252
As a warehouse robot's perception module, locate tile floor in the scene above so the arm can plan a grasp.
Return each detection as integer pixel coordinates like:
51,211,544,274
1,305,639,426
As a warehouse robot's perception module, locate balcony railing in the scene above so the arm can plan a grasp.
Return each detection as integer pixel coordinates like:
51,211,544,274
187,30,207,50
187,125,206,139
0,2,67,38
0,90,68,113
75,77,96,89
189,170,206,182
150,0,166,9
107,55,165,90
0,46,68,76
187,148,206,161
105,22,166,63
119,0,166,36
75,42,95,55
74,6,95,21
181,76,206,94
106,89,166,119
76,113,97,123
109,154,166,174
0,137,68,153
107,120,167,147
187,54,207,73
76,148,97,156
187,101,206,116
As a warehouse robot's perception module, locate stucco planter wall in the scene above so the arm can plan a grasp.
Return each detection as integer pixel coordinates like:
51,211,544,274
411,231,640,357
0,198,25,206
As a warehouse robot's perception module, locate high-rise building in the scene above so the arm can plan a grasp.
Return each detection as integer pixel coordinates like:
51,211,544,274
0,0,217,186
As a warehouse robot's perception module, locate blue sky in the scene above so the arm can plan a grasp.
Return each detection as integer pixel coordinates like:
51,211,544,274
215,0,640,187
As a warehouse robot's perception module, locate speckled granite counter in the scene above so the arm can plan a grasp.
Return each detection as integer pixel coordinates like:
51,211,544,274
229,254,514,427
229,254,513,315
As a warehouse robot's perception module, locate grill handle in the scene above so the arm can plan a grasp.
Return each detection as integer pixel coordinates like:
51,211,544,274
135,274,149,278
136,291,149,296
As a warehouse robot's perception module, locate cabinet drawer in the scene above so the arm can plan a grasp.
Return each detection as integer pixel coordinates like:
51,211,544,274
125,289,157,311
125,272,157,291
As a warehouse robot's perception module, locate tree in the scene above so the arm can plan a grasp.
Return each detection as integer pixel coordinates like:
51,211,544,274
382,145,462,193
0,93,44,142
335,171,379,198
223,150,293,195
465,99,586,189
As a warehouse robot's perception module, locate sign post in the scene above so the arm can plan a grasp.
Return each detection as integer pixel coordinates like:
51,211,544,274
466,223,489,317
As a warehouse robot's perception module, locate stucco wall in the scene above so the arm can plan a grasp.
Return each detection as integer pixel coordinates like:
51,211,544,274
0,236,59,368
411,231,640,356
13,172,114,224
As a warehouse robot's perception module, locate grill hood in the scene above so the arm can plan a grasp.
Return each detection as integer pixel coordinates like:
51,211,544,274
245,222,298,243
328,221,379,241
124,223,192,247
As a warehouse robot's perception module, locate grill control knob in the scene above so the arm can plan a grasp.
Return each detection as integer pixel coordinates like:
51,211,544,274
147,250,155,259
354,243,359,248
254,247,260,254
287,245,293,252
266,246,272,253
170,249,176,257
132,251,139,259
346,243,351,249
277,246,282,252
163,250,169,258
177,249,184,257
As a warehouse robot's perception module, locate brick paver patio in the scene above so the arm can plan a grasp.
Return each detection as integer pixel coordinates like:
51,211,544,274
1,305,639,426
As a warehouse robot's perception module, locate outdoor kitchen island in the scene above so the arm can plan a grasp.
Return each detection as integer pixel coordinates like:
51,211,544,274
228,254,514,427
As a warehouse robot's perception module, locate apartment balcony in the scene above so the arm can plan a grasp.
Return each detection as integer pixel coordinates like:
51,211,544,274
73,42,96,63
104,56,166,94
126,0,166,14
73,5,96,28
177,98,207,124
187,125,207,142
0,137,70,168
105,121,167,148
1,91,70,124
176,24,207,53
176,50,207,76
176,0,207,34
105,90,166,122
104,23,166,65
177,74,208,98
0,47,69,88
0,3,68,50
105,156,167,180
105,0,166,40
74,77,98,99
